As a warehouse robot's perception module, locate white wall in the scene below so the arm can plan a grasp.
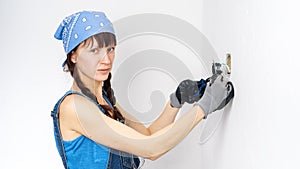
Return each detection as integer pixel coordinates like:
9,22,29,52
200,1,300,168
1,0,299,168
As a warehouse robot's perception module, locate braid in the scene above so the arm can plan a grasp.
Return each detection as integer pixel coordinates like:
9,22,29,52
103,73,125,122
73,67,112,117
73,67,97,101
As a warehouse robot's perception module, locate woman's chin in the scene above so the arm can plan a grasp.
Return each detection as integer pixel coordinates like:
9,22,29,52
94,73,109,82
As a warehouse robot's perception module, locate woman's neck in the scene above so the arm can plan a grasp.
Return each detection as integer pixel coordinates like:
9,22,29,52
71,79,105,104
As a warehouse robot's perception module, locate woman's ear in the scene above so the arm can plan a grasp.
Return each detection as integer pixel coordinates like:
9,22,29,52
70,52,78,64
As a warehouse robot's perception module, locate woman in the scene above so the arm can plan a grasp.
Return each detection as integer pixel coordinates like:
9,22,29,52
51,10,232,169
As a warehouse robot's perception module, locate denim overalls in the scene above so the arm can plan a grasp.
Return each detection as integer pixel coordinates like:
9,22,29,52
51,90,141,169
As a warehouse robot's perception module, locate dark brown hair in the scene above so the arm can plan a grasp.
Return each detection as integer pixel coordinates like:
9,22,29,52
66,32,125,122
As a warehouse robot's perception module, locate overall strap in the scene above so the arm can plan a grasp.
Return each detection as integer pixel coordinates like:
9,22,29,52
102,90,114,109
50,90,96,169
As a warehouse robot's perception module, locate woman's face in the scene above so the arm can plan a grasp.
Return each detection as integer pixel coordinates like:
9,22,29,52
72,37,116,82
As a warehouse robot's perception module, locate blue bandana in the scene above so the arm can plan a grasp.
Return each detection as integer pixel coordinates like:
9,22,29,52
54,11,115,55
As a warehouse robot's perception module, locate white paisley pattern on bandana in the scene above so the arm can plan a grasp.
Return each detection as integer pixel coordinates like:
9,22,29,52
61,13,81,54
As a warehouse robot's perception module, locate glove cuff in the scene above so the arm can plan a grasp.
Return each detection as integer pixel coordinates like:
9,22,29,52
194,102,209,119
170,93,182,108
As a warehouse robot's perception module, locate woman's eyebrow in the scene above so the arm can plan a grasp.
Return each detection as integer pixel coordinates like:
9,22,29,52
86,39,98,49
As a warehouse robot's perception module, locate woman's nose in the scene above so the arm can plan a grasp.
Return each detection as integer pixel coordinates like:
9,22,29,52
100,52,111,64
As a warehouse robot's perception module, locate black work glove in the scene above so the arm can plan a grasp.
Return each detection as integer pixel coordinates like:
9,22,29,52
170,79,207,108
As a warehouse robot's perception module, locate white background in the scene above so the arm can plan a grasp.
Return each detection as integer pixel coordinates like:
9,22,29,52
1,0,299,168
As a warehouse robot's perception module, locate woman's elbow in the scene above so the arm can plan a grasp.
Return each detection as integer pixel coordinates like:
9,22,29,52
147,155,161,161
141,150,164,161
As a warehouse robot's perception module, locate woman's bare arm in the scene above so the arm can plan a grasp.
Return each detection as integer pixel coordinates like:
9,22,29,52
60,94,205,159
117,101,180,136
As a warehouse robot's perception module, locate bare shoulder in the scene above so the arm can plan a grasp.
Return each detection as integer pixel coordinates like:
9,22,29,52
60,93,97,112
59,94,83,118
59,94,88,140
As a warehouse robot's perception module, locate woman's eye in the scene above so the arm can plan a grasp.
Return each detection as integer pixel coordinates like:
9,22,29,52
91,48,99,54
107,47,115,53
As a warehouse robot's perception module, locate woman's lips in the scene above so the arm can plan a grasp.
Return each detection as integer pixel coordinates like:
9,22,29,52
97,68,110,73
